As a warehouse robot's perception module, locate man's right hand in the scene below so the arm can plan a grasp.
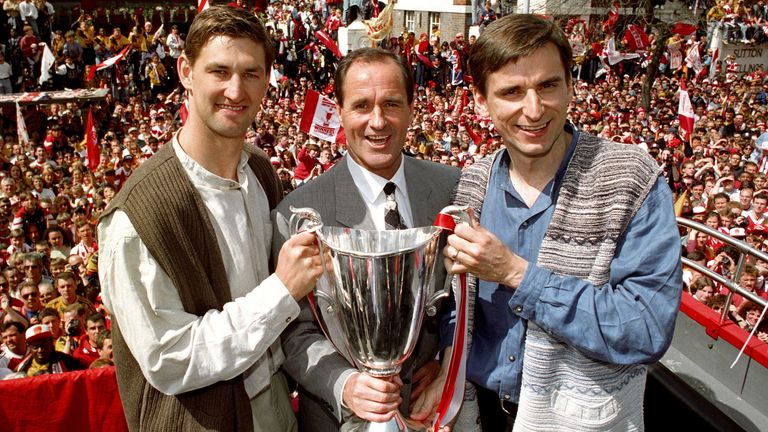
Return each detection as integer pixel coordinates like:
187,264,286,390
342,372,403,423
275,231,323,300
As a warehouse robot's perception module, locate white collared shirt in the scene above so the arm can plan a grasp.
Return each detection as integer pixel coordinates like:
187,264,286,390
99,138,300,398
346,155,413,230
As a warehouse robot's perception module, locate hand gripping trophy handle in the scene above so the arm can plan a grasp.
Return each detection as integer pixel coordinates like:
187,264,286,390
425,205,469,317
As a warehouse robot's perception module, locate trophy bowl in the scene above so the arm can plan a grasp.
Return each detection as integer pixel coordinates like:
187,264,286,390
289,206,457,432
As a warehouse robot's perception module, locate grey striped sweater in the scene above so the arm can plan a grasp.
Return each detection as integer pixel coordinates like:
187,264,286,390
451,132,661,431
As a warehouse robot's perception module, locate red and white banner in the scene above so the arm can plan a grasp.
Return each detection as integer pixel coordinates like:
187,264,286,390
87,45,130,81
685,42,704,76
85,107,100,172
602,1,619,33
15,102,29,147
678,80,695,141
299,89,345,144
198,0,209,13
622,25,649,52
314,30,343,59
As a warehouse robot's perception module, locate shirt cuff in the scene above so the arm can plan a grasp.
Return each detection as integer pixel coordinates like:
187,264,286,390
242,273,301,325
509,263,550,321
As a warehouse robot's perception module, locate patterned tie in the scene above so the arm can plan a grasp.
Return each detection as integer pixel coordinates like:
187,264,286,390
383,182,406,230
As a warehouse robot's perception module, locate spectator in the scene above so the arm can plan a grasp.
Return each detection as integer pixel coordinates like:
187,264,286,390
45,271,95,318
71,312,105,368
17,323,82,376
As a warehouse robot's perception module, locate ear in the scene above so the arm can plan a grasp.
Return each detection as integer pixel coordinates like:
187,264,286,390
472,86,490,118
177,54,192,92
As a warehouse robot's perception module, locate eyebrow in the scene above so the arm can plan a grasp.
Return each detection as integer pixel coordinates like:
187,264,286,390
495,76,564,95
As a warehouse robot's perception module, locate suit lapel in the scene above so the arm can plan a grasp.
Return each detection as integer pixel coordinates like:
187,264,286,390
334,156,376,229
404,157,435,228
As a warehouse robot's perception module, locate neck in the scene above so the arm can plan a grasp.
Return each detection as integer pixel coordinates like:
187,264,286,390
177,126,242,181
506,130,572,190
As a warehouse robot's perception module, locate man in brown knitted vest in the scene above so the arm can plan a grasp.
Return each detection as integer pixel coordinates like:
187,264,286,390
98,7,323,431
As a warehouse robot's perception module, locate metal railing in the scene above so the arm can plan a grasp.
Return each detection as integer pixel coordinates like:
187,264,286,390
677,217,768,325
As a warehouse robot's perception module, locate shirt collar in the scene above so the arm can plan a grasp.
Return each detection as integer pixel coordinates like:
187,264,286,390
172,132,249,191
346,154,407,204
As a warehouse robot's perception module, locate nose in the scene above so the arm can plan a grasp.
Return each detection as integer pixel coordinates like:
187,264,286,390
521,89,544,120
368,105,386,130
223,74,245,102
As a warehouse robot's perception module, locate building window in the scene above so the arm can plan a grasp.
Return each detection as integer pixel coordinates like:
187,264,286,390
428,12,441,35
404,10,415,32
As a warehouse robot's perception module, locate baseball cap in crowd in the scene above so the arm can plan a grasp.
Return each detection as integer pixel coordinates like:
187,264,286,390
730,227,746,238
270,156,281,166
123,154,134,162
692,206,706,215
128,127,139,134
26,324,53,343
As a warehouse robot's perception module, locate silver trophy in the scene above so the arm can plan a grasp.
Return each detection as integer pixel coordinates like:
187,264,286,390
289,205,467,432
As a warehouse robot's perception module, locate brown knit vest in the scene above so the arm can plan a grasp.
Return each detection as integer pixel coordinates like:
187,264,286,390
101,143,282,432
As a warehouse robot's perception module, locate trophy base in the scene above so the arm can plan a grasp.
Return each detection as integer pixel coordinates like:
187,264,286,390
340,413,428,432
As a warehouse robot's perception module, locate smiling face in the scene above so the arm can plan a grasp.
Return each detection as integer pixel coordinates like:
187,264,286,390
337,59,413,179
473,43,572,163
178,36,269,144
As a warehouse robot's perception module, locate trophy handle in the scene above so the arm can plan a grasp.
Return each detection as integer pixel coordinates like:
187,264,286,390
288,206,324,235
426,205,470,317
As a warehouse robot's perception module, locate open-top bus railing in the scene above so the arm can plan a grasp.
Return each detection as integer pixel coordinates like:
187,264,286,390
677,217,768,328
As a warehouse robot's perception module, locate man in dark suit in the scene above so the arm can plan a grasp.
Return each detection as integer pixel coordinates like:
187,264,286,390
273,47,460,431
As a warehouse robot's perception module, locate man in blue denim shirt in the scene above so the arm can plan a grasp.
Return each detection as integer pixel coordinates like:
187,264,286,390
419,15,682,431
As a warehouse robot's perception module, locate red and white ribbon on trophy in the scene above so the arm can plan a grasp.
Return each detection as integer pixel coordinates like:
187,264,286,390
432,212,470,430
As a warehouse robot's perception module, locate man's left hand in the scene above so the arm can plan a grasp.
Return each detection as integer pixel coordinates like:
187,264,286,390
410,359,440,403
444,208,528,289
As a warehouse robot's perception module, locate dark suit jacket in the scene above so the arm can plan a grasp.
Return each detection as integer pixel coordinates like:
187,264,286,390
272,155,460,431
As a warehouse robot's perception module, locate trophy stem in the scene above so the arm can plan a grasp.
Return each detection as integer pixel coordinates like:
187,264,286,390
340,412,427,432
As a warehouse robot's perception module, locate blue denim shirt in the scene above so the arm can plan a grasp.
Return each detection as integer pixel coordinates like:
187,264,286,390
440,128,683,403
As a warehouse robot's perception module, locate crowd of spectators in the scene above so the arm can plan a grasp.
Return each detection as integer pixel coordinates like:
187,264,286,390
0,0,765,380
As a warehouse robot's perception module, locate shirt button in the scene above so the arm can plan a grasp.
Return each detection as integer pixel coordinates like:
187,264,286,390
521,221,528,227
514,305,523,313
285,317,292,323
508,355,516,362
503,394,511,400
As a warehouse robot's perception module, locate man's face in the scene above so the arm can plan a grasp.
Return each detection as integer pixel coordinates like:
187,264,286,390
23,260,42,282
39,283,57,303
41,315,61,336
86,319,106,345
178,36,270,142
754,197,768,215
28,338,54,363
78,225,93,242
98,338,113,362
1,326,25,355
474,43,572,161
741,273,757,291
56,278,77,303
740,189,753,209
21,287,41,310
337,59,413,179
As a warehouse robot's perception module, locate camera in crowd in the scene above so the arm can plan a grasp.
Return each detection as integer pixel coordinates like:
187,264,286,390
66,318,81,336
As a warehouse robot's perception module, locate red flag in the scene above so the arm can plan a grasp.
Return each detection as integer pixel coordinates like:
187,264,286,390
87,45,130,81
672,22,697,36
622,25,649,52
602,1,619,33
678,80,695,141
314,30,343,59
85,108,100,171
417,52,433,68
300,90,345,144
198,0,209,13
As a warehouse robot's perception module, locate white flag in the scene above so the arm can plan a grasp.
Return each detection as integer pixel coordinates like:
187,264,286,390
39,43,56,85
15,102,29,147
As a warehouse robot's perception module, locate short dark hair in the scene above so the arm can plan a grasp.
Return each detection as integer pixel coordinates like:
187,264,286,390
184,6,275,70
468,14,572,97
334,48,414,107
0,321,26,334
86,312,105,326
